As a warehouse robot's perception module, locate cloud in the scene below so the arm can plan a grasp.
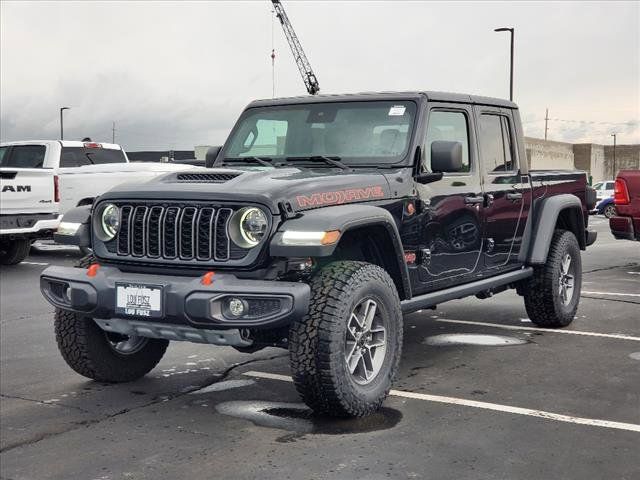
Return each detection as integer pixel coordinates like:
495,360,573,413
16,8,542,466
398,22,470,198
1,1,638,149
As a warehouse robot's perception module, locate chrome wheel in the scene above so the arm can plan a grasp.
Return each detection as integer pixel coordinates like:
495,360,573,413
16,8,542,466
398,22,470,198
106,333,148,355
558,253,575,306
345,298,387,385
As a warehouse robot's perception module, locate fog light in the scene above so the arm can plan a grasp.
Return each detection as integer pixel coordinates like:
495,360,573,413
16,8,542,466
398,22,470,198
228,298,246,317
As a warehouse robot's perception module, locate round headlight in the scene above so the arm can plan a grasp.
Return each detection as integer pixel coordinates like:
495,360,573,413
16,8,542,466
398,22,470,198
229,207,268,248
99,204,120,241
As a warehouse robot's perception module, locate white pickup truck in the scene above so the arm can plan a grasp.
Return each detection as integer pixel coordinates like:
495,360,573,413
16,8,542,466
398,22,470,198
0,140,198,265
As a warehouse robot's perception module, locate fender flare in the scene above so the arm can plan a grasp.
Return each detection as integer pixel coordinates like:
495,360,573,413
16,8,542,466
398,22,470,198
270,204,412,299
53,205,92,247
527,194,585,264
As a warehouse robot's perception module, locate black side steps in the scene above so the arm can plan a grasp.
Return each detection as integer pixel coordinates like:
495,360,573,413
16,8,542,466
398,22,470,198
400,267,533,314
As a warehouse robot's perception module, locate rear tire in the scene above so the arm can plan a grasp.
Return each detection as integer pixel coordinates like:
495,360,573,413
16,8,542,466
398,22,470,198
53,254,169,382
523,230,582,328
289,261,403,417
0,239,30,265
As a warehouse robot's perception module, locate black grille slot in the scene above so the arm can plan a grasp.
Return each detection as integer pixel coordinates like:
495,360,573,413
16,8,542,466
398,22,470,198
131,207,148,256
214,208,232,260
163,207,180,258
176,173,240,183
179,207,197,259
196,208,215,259
117,206,133,254
108,203,255,265
146,207,163,258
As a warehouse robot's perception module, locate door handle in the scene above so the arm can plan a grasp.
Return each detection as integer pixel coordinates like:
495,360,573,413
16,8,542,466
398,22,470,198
506,192,523,201
464,195,484,205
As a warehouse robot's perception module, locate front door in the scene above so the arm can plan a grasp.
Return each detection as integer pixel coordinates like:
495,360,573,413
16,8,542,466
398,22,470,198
475,107,530,270
415,104,484,291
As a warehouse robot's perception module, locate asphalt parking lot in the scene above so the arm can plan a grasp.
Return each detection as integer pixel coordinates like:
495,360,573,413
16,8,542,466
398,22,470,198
1,216,638,480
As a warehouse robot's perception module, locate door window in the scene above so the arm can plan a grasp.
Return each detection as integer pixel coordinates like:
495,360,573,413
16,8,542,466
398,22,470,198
605,182,615,190
478,114,516,173
0,145,46,168
423,111,470,172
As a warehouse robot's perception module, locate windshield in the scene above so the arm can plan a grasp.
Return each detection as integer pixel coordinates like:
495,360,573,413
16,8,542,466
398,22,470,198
224,101,417,166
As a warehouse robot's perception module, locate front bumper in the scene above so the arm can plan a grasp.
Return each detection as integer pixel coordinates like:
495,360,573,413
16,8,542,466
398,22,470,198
40,265,311,333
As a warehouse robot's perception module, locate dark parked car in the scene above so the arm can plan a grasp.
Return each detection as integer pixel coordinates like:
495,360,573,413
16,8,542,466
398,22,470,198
609,169,640,241
41,91,597,417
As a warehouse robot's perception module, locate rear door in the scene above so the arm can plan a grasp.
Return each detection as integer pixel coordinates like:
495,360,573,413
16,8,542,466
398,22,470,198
475,107,531,271
0,144,57,215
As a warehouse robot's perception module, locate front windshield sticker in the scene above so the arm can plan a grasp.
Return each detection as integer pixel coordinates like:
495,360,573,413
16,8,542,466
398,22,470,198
388,105,406,116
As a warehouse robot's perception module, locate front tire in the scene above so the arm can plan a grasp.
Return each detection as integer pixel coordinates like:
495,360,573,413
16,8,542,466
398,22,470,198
53,254,169,382
0,239,30,265
289,261,403,417
523,230,582,328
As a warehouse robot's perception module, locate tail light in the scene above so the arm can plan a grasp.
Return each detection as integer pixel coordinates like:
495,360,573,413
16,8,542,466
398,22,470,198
54,175,60,203
83,142,102,148
613,178,630,205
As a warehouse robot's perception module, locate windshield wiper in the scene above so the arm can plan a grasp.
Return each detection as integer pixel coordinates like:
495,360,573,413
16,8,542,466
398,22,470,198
223,156,273,167
285,156,351,171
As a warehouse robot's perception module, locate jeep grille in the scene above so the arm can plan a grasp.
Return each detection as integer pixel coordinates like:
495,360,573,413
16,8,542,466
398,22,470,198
100,202,258,265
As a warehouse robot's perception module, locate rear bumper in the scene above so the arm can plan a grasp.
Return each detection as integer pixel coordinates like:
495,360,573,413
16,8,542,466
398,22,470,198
585,229,598,247
609,216,638,241
0,213,61,237
40,265,311,334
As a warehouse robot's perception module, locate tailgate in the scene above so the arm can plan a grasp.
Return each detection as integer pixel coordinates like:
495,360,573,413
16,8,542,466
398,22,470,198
0,168,56,215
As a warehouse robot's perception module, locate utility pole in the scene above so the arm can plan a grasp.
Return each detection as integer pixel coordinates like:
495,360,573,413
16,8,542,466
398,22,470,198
112,121,116,143
60,107,70,140
544,108,549,141
494,27,514,101
611,133,617,177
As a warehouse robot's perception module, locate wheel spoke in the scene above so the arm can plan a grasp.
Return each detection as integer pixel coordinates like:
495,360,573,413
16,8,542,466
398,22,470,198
362,299,377,332
347,349,361,374
350,312,364,330
361,348,374,379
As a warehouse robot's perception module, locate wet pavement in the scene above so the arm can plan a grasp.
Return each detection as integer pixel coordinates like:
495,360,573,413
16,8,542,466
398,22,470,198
1,216,638,480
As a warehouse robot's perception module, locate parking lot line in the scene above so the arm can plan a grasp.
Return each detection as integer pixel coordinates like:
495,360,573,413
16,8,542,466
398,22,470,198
434,318,640,342
581,291,640,297
242,371,640,433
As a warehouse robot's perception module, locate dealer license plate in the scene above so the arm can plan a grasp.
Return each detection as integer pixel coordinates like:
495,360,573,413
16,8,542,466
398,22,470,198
115,283,163,318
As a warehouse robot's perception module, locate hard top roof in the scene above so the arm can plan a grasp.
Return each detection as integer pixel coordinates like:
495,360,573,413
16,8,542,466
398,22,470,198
248,91,518,109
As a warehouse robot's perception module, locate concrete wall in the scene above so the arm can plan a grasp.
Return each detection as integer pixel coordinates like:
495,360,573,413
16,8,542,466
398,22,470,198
603,145,640,179
524,137,575,170
573,143,606,182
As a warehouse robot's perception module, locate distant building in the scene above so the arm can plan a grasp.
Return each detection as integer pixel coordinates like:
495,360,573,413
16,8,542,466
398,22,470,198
525,138,639,183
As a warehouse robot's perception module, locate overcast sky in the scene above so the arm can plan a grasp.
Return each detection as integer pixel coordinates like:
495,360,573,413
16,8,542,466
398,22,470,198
1,1,638,151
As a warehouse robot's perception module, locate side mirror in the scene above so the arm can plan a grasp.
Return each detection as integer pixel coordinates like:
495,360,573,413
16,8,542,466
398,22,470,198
431,141,463,173
205,146,222,168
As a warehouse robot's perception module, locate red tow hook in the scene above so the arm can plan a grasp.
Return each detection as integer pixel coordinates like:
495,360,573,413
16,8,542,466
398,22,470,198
201,271,215,286
86,264,100,277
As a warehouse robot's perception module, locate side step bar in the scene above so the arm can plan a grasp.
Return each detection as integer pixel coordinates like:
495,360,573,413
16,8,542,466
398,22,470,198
400,267,533,314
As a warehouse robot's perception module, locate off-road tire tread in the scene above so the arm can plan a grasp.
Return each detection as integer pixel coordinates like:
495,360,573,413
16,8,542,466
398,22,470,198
53,254,168,382
523,229,581,328
289,261,402,417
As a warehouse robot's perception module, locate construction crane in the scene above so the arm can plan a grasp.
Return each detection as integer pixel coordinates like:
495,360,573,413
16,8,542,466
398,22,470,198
271,0,320,95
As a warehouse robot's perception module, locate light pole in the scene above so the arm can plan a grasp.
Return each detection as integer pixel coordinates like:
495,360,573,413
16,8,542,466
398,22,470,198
60,107,70,140
494,27,514,101
611,133,617,177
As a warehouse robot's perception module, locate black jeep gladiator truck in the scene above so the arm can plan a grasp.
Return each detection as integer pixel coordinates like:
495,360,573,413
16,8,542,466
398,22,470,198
41,91,598,417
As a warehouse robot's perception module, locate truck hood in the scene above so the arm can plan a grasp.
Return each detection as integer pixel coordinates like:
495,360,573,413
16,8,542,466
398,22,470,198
98,166,397,214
